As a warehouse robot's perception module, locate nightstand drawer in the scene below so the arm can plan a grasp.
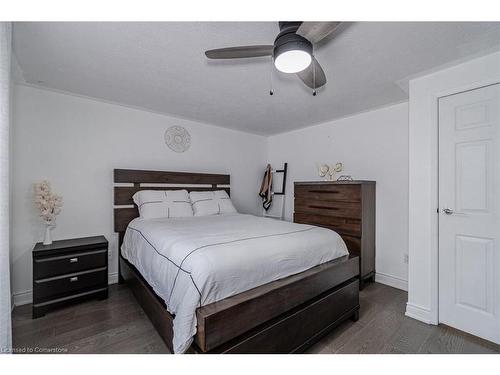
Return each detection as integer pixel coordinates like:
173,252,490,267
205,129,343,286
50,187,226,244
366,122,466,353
34,249,107,279
33,267,107,303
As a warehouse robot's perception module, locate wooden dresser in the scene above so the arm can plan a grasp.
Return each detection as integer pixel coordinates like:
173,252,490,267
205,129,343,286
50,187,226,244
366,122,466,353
32,235,108,318
294,181,375,288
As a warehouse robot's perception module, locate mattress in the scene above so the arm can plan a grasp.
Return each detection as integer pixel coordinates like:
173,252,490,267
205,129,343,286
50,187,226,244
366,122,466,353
121,213,348,353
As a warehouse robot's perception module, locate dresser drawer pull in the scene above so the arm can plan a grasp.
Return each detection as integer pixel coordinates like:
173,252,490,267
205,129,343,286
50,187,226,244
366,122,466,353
69,277,78,282
309,190,340,194
309,205,339,210
69,257,79,263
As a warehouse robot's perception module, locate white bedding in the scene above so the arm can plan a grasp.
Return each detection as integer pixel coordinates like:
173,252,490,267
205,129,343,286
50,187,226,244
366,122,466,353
121,213,348,353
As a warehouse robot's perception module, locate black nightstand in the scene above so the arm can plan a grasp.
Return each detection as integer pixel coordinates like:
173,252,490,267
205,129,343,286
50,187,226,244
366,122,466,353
32,235,109,318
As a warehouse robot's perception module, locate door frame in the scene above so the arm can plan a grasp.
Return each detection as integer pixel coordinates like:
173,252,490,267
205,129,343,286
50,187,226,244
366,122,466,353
406,51,500,326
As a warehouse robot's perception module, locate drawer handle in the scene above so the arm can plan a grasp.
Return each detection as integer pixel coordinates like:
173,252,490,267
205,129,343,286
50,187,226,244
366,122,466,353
309,190,340,194
69,258,79,263
69,277,78,282
309,205,339,210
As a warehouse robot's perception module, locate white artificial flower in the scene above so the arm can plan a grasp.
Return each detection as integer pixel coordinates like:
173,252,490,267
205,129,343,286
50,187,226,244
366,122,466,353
34,180,63,223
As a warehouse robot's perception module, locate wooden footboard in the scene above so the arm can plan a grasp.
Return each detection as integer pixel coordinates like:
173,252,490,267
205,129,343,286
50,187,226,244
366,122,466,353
195,254,359,352
207,279,359,354
120,254,359,353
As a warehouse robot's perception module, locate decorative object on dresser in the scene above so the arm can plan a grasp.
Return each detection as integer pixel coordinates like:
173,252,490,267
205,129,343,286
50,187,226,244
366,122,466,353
315,162,343,181
33,180,63,245
294,180,375,289
32,236,108,318
337,175,354,181
317,163,330,178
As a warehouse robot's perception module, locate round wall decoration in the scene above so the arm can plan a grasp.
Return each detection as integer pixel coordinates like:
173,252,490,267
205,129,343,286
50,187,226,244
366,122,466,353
164,126,191,153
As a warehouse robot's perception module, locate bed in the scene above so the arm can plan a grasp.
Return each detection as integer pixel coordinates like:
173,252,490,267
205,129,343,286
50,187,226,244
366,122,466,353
114,169,360,353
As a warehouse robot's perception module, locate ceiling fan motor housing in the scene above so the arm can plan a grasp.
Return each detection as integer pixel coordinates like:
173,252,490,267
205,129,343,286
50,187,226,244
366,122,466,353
273,22,313,60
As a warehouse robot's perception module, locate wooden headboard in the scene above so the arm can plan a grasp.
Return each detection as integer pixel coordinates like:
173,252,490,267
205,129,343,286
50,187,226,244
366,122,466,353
113,169,230,245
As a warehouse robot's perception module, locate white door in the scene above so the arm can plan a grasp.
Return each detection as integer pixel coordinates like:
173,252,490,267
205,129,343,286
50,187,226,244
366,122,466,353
439,83,500,344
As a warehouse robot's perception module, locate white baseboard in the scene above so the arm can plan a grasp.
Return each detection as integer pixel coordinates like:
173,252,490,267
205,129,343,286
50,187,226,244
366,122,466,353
375,272,408,291
12,272,119,307
108,272,118,285
405,302,436,324
12,289,32,307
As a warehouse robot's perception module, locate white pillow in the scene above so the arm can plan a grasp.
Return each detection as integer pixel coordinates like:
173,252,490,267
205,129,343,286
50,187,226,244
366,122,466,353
132,190,193,219
189,190,237,216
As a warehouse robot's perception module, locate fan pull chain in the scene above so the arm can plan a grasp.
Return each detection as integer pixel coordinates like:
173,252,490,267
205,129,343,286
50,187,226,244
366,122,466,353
269,57,274,96
312,56,317,96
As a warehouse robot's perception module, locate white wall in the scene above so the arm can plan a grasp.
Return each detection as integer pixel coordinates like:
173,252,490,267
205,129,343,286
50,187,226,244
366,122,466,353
11,84,267,305
0,22,12,352
267,102,409,290
406,51,500,324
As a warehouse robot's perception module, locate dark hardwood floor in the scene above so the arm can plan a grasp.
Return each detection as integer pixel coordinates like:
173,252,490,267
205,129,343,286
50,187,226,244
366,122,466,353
11,282,500,354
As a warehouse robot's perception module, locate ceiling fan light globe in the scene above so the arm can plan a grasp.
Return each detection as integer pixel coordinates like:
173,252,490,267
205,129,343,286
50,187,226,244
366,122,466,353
274,50,312,73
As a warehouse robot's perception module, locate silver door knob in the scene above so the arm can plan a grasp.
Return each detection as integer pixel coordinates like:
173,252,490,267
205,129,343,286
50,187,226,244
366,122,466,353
442,208,454,215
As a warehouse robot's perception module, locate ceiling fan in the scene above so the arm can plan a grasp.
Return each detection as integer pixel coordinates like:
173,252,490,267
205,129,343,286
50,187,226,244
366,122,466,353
205,22,342,94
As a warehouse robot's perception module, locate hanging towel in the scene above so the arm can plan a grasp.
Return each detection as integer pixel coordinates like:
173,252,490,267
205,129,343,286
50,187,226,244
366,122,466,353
259,164,273,211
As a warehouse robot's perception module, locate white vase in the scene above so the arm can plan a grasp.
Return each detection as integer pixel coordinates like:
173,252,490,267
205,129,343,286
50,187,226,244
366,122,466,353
43,222,54,245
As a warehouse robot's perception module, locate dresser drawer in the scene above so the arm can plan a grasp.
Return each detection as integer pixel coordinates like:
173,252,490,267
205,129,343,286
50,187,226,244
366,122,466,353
294,198,361,219
294,213,361,236
34,249,107,279
33,267,107,303
295,184,361,202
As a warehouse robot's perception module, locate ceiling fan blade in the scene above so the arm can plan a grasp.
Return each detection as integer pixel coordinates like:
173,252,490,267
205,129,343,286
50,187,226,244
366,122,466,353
205,45,274,59
296,22,342,44
296,57,327,89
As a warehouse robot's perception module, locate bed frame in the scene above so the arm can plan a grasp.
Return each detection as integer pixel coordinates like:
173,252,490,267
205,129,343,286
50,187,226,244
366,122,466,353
114,168,360,353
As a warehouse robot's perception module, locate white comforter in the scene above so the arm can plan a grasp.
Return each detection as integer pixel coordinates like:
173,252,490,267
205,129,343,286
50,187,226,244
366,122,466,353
121,213,348,353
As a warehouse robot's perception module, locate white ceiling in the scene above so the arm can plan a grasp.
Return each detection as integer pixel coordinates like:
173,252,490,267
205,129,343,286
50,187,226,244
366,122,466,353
12,22,500,135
